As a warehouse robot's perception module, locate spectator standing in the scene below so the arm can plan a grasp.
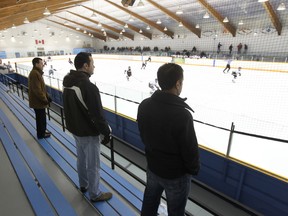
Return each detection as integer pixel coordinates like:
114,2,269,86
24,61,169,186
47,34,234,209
62,52,112,202
28,57,52,139
137,63,200,216
217,42,222,54
244,44,248,54
237,43,243,54
229,44,233,55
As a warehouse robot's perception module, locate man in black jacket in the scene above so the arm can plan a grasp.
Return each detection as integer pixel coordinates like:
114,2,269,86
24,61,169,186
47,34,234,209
137,63,200,216
62,52,112,202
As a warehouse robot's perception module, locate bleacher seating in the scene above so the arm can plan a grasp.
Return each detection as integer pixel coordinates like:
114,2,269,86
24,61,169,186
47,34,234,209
0,81,143,215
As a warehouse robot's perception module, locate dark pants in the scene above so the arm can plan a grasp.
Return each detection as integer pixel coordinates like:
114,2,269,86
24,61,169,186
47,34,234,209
34,108,47,138
141,169,191,216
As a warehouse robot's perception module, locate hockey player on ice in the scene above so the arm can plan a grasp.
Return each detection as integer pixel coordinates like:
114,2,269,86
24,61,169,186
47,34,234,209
148,78,160,95
124,66,132,81
49,65,56,76
223,59,232,73
141,61,147,69
232,67,242,83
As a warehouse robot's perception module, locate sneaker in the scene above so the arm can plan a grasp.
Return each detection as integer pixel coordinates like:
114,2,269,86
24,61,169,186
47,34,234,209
80,187,88,193
90,192,112,202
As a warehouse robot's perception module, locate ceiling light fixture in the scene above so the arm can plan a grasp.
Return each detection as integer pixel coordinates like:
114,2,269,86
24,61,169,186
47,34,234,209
23,17,30,24
139,29,142,33
146,25,150,30
12,24,16,29
124,23,129,28
277,3,286,10
195,24,200,28
178,22,183,27
238,20,244,25
43,7,51,16
164,27,167,31
203,12,210,19
129,16,134,22
97,22,102,27
122,28,125,32
76,27,80,30
91,12,97,18
258,0,268,2
223,17,229,23
156,19,161,24
64,21,69,26
176,6,183,15
137,0,144,7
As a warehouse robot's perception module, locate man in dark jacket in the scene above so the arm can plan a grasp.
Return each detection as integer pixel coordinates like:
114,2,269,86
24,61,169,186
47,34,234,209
62,52,112,202
137,63,200,216
28,57,51,139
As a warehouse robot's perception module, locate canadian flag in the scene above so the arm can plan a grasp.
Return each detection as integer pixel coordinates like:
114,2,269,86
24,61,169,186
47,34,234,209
35,39,45,45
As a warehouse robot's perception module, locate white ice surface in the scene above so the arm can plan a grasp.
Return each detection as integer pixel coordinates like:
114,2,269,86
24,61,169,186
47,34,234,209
19,57,288,179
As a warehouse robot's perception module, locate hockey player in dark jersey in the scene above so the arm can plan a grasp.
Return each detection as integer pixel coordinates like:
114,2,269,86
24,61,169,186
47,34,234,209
141,61,147,69
124,66,132,81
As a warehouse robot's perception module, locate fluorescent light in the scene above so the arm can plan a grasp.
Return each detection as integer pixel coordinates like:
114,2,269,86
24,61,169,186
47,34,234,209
277,3,286,10
43,7,51,16
137,0,144,7
176,6,183,15
203,12,210,19
258,0,268,2
23,17,30,24
91,12,97,18
223,17,229,23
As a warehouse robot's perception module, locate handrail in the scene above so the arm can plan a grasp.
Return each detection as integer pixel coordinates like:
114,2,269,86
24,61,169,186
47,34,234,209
1,77,264,216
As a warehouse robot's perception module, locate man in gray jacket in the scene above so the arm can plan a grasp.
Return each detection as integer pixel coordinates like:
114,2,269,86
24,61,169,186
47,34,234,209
63,52,112,202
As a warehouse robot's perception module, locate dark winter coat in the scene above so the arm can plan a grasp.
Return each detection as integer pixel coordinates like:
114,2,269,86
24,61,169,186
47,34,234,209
62,70,110,137
137,90,200,179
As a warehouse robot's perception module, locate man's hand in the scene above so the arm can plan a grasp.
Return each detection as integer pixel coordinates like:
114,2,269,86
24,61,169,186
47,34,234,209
101,134,111,145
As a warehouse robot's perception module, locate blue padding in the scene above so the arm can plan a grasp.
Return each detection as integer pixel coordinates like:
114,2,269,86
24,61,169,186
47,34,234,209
0,114,54,216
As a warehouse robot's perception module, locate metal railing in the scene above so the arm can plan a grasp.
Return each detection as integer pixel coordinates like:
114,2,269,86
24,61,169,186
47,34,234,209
0,74,265,215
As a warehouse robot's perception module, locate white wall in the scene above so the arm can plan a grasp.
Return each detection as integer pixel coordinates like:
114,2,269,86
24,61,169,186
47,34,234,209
0,22,98,58
1,22,288,58
93,28,288,54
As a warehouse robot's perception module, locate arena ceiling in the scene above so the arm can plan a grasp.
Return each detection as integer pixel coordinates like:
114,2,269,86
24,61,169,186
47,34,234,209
0,0,287,42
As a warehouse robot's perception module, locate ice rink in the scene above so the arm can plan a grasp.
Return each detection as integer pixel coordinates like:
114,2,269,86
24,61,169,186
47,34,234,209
19,56,288,179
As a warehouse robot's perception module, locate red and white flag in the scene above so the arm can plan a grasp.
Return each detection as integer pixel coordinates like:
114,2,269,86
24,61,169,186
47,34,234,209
35,39,45,45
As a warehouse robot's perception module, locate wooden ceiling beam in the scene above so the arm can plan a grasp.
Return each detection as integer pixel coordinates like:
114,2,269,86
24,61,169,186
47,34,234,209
104,0,174,39
146,0,201,38
81,5,151,40
47,19,107,41
67,10,134,40
262,1,282,35
54,15,119,40
198,0,237,37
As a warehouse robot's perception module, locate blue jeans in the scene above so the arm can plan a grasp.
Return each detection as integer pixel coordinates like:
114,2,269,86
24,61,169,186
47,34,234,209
141,169,192,216
73,135,101,200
